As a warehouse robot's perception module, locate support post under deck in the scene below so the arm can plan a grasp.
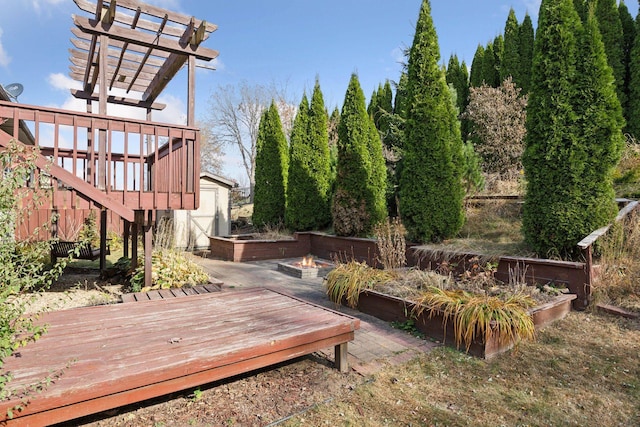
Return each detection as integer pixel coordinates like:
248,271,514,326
123,220,130,259
143,211,153,290
335,343,349,373
99,209,108,272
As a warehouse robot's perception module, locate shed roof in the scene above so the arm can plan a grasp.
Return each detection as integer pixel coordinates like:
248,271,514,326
200,172,235,189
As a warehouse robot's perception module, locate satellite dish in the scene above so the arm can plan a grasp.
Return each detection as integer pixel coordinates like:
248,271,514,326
3,83,23,101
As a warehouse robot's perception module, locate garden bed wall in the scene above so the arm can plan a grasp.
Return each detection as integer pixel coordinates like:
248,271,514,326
409,250,589,310
208,232,609,310
209,232,589,308
351,290,576,359
306,232,385,266
208,233,311,262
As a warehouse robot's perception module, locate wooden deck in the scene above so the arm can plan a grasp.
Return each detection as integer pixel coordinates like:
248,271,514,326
0,288,359,426
120,282,224,303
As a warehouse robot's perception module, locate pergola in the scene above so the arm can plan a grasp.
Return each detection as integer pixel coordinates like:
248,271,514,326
69,0,218,123
68,0,219,284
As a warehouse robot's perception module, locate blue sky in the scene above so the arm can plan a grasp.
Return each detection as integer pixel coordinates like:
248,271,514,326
0,0,637,181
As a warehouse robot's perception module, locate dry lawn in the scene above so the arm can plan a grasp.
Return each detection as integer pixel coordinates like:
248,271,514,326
284,312,640,427
416,198,533,257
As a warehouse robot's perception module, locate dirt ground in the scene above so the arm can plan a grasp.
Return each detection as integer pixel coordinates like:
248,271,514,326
27,269,367,427
62,356,360,427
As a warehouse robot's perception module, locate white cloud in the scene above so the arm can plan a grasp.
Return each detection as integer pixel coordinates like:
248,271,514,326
154,94,187,125
47,72,189,128
48,73,81,92
0,28,11,67
143,0,182,11
30,0,65,14
391,46,406,66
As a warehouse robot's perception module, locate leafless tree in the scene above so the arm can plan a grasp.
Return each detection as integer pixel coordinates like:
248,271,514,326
198,120,224,175
204,81,295,192
463,77,528,180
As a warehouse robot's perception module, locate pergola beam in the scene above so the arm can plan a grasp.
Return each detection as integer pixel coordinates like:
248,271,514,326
73,15,219,61
71,89,166,110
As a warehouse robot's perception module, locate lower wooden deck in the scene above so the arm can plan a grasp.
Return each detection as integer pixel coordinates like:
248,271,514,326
0,288,359,426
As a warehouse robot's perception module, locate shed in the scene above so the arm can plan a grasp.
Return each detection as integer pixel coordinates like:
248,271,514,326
158,172,235,250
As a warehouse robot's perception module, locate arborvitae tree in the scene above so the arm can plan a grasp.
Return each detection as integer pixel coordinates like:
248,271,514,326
252,102,288,228
446,54,471,140
481,41,499,87
470,44,486,87
460,60,471,139
328,106,340,149
328,107,340,190
366,105,388,228
285,94,309,228
369,80,394,146
594,0,625,110
573,8,625,242
377,80,394,136
492,35,505,86
332,74,387,236
285,83,333,231
627,7,640,139
502,8,521,84
518,14,535,93
573,0,589,22
619,0,636,128
393,73,408,116
399,0,465,243
367,86,378,117
446,54,469,113
523,0,623,258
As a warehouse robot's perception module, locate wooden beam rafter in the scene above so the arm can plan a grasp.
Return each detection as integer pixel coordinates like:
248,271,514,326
70,50,161,76
126,13,168,93
75,0,217,33
71,89,166,111
73,15,219,61
69,69,149,93
70,0,217,111
71,28,171,59
110,6,141,90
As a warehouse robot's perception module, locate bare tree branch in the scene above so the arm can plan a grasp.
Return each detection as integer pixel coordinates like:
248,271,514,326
204,81,295,189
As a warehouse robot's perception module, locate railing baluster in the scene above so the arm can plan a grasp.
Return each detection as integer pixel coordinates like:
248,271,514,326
0,102,200,212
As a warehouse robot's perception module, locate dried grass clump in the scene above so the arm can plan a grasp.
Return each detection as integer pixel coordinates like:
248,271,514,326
258,222,294,240
593,210,640,311
413,287,536,351
374,217,406,270
325,260,397,308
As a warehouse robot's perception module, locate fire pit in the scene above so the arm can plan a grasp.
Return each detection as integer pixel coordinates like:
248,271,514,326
277,256,334,279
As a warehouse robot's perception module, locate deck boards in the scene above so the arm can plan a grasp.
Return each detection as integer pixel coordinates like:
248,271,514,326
0,288,359,426
120,282,223,303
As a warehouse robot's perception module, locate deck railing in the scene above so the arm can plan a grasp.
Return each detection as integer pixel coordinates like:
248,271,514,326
0,100,200,212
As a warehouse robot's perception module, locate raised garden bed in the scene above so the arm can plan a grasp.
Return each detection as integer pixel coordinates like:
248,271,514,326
350,289,576,359
210,231,591,309
209,233,311,262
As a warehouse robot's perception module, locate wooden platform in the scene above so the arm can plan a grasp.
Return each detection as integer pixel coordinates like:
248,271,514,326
120,282,224,303
0,288,359,426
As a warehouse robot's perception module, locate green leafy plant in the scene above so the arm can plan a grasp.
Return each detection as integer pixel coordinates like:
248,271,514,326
129,250,210,293
0,139,68,405
390,319,424,339
77,211,99,247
